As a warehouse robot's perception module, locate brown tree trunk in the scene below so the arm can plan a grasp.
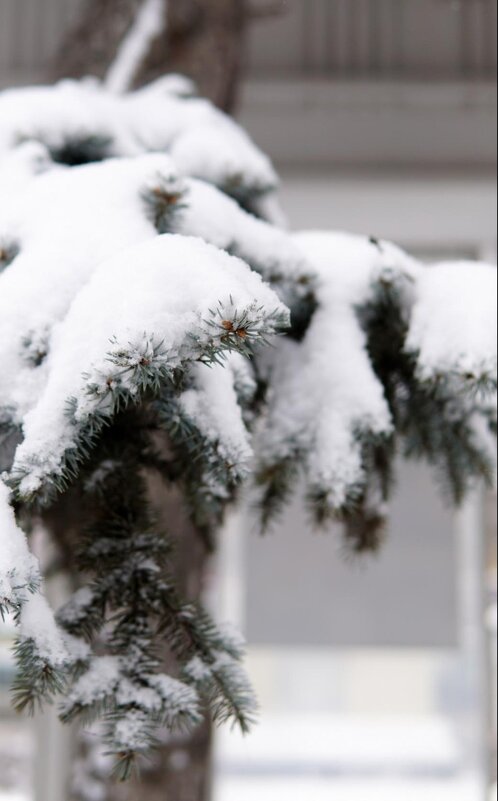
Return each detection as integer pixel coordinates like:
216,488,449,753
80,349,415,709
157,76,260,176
46,477,214,801
106,478,214,801
49,4,249,796
52,0,247,111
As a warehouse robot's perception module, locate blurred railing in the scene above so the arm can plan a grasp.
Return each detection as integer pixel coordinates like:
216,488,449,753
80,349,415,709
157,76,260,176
0,0,496,86
249,0,497,79
0,0,83,83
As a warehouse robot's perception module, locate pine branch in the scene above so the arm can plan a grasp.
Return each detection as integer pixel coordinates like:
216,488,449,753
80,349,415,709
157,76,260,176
53,453,255,774
256,455,302,532
46,134,113,167
0,238,19,273
10,302,286,506
11,637,68,715
360,271,496,506
142,173,188,234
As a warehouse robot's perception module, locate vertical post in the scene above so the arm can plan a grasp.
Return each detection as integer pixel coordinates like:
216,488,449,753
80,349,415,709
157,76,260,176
212,505,248,801
214,506,247,630
33,710,72,801
455,486,492,800
31,531,73,801
481,246,498,798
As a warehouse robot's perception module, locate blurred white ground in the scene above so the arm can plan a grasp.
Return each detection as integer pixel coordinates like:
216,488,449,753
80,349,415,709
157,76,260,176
0,795,28,801
217,776,482,801
0,709,488,801
0,719,32,800
215,712,484,801
216,713,460,771
0,782,488,801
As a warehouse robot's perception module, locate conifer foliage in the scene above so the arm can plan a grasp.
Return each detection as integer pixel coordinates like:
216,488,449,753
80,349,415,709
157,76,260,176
0,77,496,777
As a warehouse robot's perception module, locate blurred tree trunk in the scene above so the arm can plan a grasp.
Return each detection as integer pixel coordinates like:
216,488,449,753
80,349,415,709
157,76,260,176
53,0,247,111
105,483,215,801
47,478,214,801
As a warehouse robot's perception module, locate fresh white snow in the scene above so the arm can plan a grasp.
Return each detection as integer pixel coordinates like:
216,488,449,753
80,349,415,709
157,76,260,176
0,795,29,801
258,232,412,510
0,480,39,609
0,77,496,777
0,110,288,679
19,592,69,665
12,234,286,497
257,230,497,513
0,79,278,200
177,177,312,295
0,142,53,205
216,713,482,801
406,260,498,383
0,153,175,422
180,360,254,475
0,480,70,667
217,776,481,801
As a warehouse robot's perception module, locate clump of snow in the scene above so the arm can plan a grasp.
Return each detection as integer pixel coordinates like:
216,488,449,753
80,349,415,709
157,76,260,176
216,622,247,657
0,145,292,505
64,662,201,751
64,657,121,709
111,710,152,753
258,232,498,513
0,480,70,669
0,153,175,424
147,673,201,720
184,656,213,684
258,233,408,510
0,141,305,502
180,360,254,477
0,480,39,608
19,592,69,665
0,141,54,205
0,149,297,438
63,633,92,664
406,260,498,384
175,178,314,299
135,674,197,725
0,81,136,159
0,78,278,202
10,234,286,497
229,353,258,415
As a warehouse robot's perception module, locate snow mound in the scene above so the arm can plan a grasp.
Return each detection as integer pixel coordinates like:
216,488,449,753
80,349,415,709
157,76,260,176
0,78,278,204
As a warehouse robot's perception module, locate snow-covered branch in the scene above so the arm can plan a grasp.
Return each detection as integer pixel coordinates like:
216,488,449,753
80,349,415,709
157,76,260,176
0,75,495,775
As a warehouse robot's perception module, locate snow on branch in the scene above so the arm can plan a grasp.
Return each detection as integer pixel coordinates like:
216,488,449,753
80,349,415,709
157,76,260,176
0,481,72,713
256,232,497,545
173,177,316,307
0,77,278,206
10,234,287,500
406,260,497,391
0,75,496,773
0,480,40,616
0,154,179,425
256,233,408,536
